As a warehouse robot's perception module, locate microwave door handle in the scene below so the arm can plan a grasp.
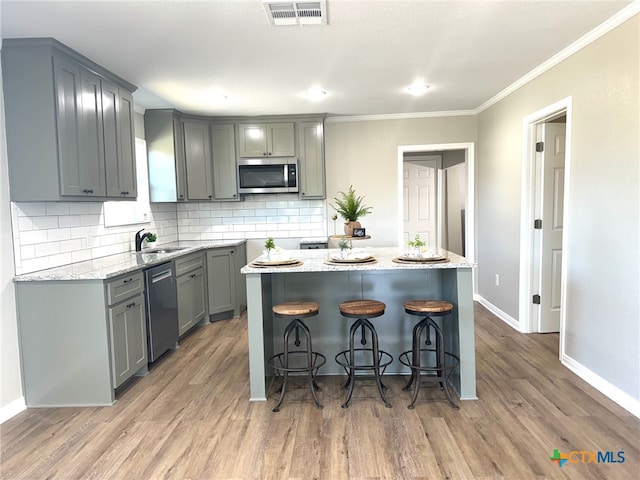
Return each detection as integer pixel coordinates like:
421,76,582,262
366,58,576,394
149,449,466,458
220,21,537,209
283,164,288,186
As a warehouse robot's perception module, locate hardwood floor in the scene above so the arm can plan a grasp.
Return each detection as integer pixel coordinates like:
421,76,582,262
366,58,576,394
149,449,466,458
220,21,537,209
1,303,638,479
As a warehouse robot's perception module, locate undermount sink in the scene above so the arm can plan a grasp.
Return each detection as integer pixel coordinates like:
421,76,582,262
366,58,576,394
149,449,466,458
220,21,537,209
139,247,188,254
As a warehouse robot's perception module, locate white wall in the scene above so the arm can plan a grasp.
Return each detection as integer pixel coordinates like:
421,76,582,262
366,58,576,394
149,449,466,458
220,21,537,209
0,39,24,422
477,15,639,406
324,116,477,247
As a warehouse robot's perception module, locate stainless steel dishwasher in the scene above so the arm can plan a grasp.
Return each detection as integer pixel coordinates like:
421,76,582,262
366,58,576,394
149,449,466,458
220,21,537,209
144,262,179,362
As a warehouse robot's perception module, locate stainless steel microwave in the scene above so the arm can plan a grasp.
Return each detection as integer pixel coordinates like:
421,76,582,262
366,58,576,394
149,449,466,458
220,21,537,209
237,158,299,194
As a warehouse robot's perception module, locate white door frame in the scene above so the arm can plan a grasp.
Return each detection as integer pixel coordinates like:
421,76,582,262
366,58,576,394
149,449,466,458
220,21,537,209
397,142,476,293
518,97,572,357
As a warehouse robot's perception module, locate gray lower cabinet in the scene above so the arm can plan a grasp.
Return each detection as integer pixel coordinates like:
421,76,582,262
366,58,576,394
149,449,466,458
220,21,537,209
184,120,214,200
298,120,325,199
207,248,237,317
2,37,137,202
233,242,248,316
14,271,148,406
108,292,147,388
175,252,207,336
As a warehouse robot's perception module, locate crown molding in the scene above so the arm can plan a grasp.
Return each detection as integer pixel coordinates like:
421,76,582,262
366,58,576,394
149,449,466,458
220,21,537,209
326,110,476,123
476,1,640,114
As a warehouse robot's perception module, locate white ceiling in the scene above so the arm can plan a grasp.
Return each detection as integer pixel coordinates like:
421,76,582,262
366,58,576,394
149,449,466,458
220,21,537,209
0,0,634,117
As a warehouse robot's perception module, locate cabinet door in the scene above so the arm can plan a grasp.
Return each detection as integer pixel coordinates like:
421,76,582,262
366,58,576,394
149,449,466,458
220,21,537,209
177,268,206,336
102,80,121,197
174,117,188,201
108,293,147,388
298,121,325,198
211,123,239,200
267,123,295,157
207,249,236,315
238,123,267,157
54,56,105,197
184,121,214,200
117,89,137,198
233,243,247,315
176,273,194,336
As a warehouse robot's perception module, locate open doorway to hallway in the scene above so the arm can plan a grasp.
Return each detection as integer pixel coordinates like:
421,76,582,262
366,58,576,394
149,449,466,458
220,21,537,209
397,143,476,293
402,151,467,256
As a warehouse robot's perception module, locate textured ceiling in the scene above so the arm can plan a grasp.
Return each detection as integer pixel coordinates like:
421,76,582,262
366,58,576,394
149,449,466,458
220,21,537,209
1,0,634,117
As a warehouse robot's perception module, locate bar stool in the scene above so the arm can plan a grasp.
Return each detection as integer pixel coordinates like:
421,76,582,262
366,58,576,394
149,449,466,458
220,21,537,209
399,300,459,409
268,301,326,412
335,299,393,408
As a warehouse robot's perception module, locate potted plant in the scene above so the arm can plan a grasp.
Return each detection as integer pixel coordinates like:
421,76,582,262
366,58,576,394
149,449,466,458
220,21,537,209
338,238,351,259
264,237,276,260
144,232,157,249
407,234,425,257
331,185,373,237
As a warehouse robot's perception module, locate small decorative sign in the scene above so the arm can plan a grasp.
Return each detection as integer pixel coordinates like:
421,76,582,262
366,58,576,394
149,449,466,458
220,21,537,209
352,228,366,237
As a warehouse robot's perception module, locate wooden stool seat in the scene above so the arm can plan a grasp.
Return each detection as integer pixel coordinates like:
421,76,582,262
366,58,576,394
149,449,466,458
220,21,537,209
404,300,453,315
335,299,391,408
268,301,324,412
339,299,385,318
273,301,320,318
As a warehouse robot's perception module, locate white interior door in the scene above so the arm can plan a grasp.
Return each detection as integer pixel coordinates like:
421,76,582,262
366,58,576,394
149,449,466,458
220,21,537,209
538,122,566,333
403,161,437,246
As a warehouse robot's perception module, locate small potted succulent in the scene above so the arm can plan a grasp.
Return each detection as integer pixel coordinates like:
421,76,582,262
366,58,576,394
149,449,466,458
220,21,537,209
338,238,351,259
407,234,426,257
331,185,373,237
144,232,157,250
264,237,276,260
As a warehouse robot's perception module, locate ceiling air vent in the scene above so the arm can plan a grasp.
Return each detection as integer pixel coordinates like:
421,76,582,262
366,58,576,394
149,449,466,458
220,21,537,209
263,1,327,26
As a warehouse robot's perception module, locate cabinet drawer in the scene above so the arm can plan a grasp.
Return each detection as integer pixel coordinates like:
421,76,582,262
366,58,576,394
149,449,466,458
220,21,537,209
175,252,204,276
106,272,144,306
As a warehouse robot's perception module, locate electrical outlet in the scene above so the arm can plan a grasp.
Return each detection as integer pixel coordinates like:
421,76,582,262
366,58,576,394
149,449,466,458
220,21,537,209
495,274,500,286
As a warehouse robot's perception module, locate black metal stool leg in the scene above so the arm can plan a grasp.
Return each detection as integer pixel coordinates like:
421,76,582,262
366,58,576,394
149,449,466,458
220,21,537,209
298,320,323,410
408,320,428,409
342,319,361,408
273,320,297,412
363,319,391,408
431,320,458,409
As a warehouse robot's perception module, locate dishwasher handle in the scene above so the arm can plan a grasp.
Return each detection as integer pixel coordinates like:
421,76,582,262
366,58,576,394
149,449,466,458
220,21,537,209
150,268,173,283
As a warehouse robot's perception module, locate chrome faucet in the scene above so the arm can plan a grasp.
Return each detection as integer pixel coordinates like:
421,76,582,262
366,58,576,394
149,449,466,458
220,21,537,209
135,228,153,252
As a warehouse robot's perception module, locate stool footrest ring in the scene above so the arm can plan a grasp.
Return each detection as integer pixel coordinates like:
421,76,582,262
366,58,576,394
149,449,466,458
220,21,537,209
334,348,393,373
268,351,326,374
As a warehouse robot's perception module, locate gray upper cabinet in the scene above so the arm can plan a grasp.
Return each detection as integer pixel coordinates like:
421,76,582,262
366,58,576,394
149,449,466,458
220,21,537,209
237,122,295,157
184,120,214,200
298,120,325,199
211,123,239,201
55,56,106,197
145,109,187,202
1,38,137,202
104,87,137,198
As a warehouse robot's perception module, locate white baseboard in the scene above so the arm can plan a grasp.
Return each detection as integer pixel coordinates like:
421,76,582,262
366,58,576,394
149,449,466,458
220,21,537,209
474,294,521,331
0,396,26,424
562,354,640,419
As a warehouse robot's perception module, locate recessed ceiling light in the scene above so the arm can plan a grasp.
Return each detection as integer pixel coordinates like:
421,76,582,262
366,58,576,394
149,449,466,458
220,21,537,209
406,82,430,96
304,87,327,101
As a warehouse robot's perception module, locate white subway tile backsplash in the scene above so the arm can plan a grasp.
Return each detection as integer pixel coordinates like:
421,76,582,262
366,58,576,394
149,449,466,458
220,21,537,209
20,230,49,245
45,202,70,216
11,196,327,274
47,228,71,242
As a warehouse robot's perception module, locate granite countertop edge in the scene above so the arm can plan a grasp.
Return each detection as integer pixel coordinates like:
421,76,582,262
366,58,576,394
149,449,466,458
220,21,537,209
14,240,246,282
241,247,476,274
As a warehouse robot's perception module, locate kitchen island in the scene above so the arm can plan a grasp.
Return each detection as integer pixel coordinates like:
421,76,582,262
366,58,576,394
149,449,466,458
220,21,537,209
241,247,477,402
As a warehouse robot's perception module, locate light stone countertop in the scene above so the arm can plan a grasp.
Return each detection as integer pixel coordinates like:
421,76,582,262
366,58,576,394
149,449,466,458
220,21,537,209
241,246,475,274
14,240,246,282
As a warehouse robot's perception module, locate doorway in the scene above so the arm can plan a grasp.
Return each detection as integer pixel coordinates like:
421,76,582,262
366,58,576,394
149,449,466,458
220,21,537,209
519,98,572,355
397,143,476,289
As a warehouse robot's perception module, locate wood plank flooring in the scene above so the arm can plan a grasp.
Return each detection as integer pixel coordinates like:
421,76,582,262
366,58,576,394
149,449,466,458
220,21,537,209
1,303,638,479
